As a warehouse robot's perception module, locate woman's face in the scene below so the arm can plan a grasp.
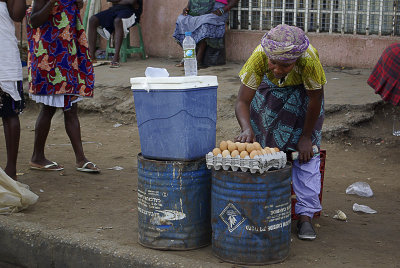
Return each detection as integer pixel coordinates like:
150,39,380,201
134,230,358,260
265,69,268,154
268,59,296,79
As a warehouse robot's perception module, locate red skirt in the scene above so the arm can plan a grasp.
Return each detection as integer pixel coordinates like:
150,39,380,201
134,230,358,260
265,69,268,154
367,43,400,106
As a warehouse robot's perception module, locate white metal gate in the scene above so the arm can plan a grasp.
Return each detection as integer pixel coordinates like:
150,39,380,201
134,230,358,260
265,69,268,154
229,0,400,36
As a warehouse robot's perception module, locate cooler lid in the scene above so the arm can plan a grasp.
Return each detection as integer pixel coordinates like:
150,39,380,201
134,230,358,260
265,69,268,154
130,76,218,90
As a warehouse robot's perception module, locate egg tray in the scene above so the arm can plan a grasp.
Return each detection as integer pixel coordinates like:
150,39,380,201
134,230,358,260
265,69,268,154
205,151,287,174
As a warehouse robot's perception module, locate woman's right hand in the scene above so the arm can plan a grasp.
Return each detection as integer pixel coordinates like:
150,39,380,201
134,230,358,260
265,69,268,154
182,7,189,15
235,128,255,143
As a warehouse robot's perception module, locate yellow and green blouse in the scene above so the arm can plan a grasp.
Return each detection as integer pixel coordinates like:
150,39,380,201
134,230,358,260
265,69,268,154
239,44,327,90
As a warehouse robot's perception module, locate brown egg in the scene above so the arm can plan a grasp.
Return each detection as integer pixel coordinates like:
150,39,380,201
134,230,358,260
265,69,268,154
220,141,228,151
228,143,237,152
261,149,267,155
212,148,222,156
250,150,258,159
235,142,241,146
257,150,263,156
264,147,272,154
253,142,262,150
226,140,233,144
222,150,230,157
231,150,240,157
240,151,249,158
274,147,280,152
237,143,246,152
246,143,255,153
270,147,277,153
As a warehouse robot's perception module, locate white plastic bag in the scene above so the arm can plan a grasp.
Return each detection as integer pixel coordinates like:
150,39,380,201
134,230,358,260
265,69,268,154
0,168,39,214
345,182,374,197
353,203,377,214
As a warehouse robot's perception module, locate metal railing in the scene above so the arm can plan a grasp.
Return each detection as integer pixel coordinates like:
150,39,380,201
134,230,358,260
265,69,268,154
229,0,400,36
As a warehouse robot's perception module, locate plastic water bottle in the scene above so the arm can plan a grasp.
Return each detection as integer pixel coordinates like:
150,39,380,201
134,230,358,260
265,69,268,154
183,32,197,76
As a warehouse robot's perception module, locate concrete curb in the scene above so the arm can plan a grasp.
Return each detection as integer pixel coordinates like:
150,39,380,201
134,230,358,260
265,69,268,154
0,217,219,268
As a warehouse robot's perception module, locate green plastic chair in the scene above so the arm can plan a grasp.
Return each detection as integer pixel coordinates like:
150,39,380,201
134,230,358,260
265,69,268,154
105,23,146,63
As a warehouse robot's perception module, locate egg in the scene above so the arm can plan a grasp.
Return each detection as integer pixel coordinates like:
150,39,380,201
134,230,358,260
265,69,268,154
246,143,255,153
231,150,240,157
264,147,272,154
257,150,263,156
228,143,237,152
237,143,246,152
222,150,230,157
212,148,221,156
226,140,233,145
274,147,280,152
249,150,258,159
253,142,262,150
220,141,228,151
240,151,249,158
261,149,267,155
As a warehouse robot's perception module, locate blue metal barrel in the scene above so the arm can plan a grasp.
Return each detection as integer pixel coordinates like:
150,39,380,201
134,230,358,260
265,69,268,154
137,154,211,250
211,164,292,265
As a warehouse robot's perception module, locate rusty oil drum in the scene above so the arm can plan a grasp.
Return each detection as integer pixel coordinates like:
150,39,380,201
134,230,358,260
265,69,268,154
137,154,211,250
211,164,292,265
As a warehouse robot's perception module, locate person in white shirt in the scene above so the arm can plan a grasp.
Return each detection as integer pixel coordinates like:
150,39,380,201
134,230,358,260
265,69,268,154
0,0,26,180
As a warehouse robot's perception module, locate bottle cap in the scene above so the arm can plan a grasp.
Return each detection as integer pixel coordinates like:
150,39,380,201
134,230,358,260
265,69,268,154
185,32,192,36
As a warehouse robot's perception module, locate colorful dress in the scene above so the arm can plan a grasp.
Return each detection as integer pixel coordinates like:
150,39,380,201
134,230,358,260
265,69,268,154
367,43,400,106
27,0,94,110
239,44,326,152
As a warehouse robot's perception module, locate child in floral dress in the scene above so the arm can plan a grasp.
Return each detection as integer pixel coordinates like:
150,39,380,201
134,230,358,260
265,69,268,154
27,0,100,172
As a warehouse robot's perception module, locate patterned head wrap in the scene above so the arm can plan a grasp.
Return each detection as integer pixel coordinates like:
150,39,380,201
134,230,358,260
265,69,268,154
261,24,310,63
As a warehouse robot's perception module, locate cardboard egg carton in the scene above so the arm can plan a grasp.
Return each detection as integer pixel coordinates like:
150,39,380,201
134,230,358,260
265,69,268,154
206,151,287,174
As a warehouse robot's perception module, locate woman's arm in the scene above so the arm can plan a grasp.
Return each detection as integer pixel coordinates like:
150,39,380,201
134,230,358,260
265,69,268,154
6,0,26,22
213,0,239,15
235,84,256,143
296,87,323,163
29,0,56,28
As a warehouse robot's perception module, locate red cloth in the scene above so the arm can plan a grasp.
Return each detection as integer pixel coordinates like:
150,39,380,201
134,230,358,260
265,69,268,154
367,43,400,106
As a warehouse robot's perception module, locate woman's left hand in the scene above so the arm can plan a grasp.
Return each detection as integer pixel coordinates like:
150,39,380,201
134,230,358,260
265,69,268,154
76,0,83,9
296,135,313,163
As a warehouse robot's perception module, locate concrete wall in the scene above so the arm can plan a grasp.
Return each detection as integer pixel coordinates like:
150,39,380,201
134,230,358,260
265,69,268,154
15,0,400,68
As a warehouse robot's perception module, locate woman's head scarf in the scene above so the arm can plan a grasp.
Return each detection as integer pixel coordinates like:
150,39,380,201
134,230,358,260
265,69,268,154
261,24,310,63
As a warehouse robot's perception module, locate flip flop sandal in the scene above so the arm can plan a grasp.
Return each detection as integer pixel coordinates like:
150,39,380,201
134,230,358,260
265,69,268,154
30,161,64,171
110,62,120,68
76,161,100,173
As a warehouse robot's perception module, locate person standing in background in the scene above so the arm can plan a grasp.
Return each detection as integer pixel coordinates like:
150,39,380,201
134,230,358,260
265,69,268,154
0,0,26,180
27,0,100,173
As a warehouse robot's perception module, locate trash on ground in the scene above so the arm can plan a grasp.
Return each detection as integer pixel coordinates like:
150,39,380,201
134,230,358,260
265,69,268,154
113,123,122,128
107,166,124,171
353,203,377,214
39,189,44,193
0,168,39,214
333,210,347,221
346,181,374,197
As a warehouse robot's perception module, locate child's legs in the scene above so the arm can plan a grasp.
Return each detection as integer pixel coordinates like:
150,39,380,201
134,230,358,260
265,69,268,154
292,155,322,219
2,115,20,179
31,105,57,164
63,103,86,164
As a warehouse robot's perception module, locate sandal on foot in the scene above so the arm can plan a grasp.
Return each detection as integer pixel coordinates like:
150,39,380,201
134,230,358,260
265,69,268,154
30,161,64,171
110,61,120,68
297,221,316,240
76,161,100,173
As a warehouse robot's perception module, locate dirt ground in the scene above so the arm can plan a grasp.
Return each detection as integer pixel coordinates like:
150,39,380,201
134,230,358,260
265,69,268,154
1,94,400,266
